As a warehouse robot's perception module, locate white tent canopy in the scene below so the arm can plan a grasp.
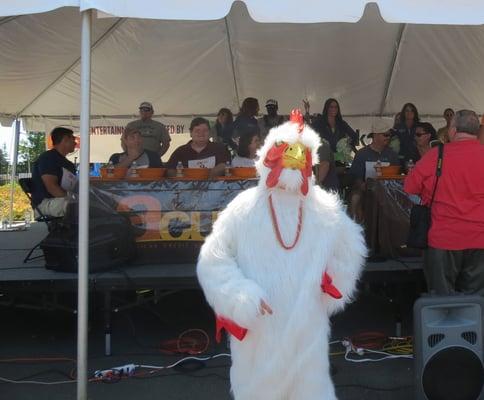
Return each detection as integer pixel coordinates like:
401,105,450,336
1,1,484,133
1,3,484,399
5,0,484,24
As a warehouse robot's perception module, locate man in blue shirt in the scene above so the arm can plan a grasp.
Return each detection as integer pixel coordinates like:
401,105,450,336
348,125,399,222
31,127,76,217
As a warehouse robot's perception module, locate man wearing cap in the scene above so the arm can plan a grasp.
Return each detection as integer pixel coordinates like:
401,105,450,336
125,102,171,158
258,99,286,140
348,121,399,222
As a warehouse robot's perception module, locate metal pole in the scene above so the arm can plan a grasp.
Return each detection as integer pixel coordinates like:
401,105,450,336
77,9,92,400
8,119,21,225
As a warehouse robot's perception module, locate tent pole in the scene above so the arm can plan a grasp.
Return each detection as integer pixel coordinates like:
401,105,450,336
379,24,407,116
77,9,92,400
8,119,20,225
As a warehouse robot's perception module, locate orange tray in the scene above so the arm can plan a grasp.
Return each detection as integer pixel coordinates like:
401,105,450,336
215,176,256,181
91,177,167,182
167,177,209,181
90,177,123,182
126,177,165,182
377,174,406,180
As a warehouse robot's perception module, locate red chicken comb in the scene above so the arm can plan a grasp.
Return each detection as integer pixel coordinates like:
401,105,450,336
290,109,304,133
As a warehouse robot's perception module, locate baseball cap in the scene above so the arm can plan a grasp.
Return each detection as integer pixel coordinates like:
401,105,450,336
139,101,153,110
265,99,278,107
368,119,392,136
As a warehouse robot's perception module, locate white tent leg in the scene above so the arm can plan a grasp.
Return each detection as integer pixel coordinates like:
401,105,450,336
77,9,92,400
8,119,20,225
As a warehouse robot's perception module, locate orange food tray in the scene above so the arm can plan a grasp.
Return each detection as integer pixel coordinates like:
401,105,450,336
377,174,406,180
215,176,256,181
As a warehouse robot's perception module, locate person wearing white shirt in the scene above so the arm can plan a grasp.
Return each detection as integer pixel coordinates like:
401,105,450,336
231,131,261,167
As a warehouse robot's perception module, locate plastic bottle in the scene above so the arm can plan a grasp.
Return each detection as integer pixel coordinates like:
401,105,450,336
224,161,231,177
406,159,415,174
130,160,139,178
107,161,114,178
24,211,31,228
176,161,184,178
375,159,382,177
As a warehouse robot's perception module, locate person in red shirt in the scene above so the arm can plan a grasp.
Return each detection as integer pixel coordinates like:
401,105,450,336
404,110,484,295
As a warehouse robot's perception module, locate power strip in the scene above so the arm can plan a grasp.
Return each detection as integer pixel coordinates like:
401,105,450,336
94,363,136,378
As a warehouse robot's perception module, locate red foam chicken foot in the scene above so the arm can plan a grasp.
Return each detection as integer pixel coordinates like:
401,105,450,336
321,272,342,299
215,315,248,343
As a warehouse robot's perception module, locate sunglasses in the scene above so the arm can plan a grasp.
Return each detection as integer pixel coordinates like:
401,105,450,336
139,107,152,112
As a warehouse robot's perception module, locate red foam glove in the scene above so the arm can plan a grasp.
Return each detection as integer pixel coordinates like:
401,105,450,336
215,315,248,343
321,272,342,299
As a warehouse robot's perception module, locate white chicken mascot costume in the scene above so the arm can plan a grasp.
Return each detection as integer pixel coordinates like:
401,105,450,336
197,109,367,400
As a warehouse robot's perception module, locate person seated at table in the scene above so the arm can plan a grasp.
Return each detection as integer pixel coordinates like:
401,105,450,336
348,124,399,222
166,117,230,178
231,130,261,167
108,128,162,169
31,127,77,217
414,122,437,161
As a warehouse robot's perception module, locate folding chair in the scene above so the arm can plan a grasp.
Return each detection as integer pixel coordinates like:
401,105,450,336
18,177,62,263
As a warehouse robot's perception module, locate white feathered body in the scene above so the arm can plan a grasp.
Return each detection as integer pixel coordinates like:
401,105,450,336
197,119,367,400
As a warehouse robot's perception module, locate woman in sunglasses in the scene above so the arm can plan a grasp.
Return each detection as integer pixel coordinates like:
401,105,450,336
414,122,437,161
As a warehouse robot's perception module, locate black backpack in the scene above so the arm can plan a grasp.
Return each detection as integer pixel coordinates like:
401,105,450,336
40,197,136,273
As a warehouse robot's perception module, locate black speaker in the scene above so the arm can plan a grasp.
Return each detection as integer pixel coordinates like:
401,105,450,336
414,295,484,400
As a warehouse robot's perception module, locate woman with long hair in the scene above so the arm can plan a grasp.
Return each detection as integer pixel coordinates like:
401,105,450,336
211,108,237,153
233,97,260,140
311,98,357,164
393,102,420,162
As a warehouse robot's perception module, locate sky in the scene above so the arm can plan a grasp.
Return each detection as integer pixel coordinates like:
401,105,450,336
0,124,26,160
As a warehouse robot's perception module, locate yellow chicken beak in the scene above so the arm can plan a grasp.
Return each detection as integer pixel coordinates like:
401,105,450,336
281,142,307,170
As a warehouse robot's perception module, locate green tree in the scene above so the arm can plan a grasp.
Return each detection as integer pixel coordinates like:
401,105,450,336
17,131,46,174
0,143,9,178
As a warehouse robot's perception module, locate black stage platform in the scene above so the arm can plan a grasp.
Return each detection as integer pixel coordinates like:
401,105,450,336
1,222,423,355
1,223,422,289
0,223,421,400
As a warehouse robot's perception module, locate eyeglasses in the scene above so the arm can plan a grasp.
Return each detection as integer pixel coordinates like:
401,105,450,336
139,107,152,112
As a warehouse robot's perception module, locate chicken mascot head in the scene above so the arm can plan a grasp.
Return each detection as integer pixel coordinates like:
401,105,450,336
257,109,317,197
197,109,367,400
